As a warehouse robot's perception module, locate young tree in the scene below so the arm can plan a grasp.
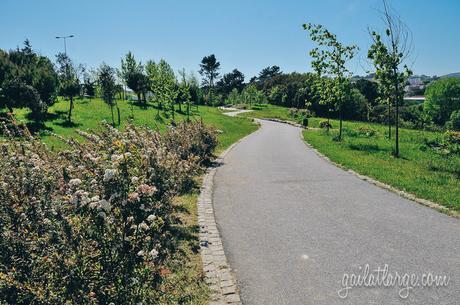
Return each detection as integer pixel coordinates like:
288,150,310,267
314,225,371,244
242,84,264,106
225,88,240,105
316,76,336,131
159,60,177,119
98,63,119,126
178,68,192,120
199,54,220,104
147,59,177,118
82,68,97,99
145,60,160,112
304,23,358,140
56,52,81,123
120,52,148,105
187,72,203,107
368,0,413,156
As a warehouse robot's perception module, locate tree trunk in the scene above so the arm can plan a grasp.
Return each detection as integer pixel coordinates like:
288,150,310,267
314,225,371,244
136,93,141,105
110,105,115,126
117,106,121,126
339,105,343,140
208,76,213,105
130,100,134,119
395,96,400,157
68,96,74,122
187,101,190,121
388,101,392,139
367,104,370,122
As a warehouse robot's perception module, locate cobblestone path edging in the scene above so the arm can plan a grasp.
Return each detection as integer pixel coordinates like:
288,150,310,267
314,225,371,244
198,126,261,305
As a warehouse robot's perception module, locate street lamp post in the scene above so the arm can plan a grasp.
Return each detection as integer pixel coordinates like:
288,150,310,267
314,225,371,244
55,35,74,55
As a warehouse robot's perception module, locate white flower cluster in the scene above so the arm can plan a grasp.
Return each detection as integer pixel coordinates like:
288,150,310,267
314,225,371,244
137,248,158,260
103,169,117,182
68,178,82,188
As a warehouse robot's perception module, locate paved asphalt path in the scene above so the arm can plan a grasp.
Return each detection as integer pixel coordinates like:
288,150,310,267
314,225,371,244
213,119,460,305
218,107,254,117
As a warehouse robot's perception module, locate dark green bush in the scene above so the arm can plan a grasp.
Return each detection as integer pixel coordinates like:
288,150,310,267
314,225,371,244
446,110,460,131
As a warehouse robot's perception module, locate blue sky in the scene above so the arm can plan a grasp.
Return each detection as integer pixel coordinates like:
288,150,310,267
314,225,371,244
1,0,459,79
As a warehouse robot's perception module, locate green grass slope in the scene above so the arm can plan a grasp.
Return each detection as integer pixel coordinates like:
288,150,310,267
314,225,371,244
10,97,258,153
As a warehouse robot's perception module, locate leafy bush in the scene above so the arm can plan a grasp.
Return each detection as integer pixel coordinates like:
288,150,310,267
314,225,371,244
0,121,217,304
423,130,460,155
288,108,312,124
288,108,298,118
0,114,29,137
424,78,460,125
444,130,460,145
343,126,377,138
319,120,333,129
446,110,460,131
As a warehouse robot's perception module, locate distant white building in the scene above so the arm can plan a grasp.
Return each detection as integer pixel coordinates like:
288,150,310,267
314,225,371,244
408,77,423,86
404,96,425,102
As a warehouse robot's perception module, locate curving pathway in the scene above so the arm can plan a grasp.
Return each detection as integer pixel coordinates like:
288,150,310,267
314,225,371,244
213,119,460,305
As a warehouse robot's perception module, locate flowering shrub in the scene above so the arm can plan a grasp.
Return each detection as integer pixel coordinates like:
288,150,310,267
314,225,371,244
0,121,217,304
0,114,30,138
444,130,460,145
288,108,312,125
423,131,460,155
163,121,218,166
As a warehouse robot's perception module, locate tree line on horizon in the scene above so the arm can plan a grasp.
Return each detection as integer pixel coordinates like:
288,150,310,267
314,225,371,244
0,0,459,150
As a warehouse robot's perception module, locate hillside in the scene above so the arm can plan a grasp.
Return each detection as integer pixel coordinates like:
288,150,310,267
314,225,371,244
8,97,258,152
440,72,460,78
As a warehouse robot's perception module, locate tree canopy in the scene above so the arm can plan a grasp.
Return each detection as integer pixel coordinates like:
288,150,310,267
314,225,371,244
0,40,58,120
199,54,220,104
98,63,119,126
216,69,245,98
424,78,460,126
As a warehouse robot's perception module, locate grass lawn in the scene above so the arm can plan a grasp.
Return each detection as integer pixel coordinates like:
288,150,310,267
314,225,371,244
238,103,325,127
9,97,257,153
3,97,258,304
154,193,209,304
237,103,460,213
303,120,460,212
239,104,296,121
